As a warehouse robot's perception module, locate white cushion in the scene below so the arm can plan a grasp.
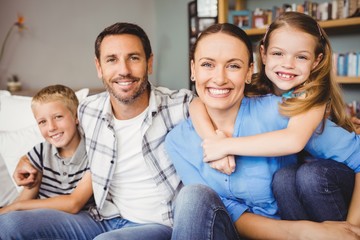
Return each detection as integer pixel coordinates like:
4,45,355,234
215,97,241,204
0,125,44,192
0,95,34,131
0,88,89,131
0,154,18,207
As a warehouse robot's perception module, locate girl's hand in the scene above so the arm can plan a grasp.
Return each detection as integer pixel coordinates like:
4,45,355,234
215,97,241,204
203,130,236,175
351,117,360,134
202,130,228,161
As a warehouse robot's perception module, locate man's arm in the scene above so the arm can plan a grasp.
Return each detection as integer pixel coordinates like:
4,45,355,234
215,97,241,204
1,171,92,215
13,155,39,188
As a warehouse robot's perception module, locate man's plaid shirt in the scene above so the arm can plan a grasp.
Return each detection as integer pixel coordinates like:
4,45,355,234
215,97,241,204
78,85,193,226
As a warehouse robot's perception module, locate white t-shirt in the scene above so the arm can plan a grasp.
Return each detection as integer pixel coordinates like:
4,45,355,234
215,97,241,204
109,108,169,225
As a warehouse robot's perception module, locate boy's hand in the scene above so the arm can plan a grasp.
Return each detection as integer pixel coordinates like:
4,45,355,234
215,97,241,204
13,156,38,189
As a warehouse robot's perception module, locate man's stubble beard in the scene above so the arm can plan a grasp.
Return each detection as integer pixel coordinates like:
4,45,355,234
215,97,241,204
103,74,150,105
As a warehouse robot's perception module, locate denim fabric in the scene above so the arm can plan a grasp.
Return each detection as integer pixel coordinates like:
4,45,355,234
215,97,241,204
272,159,355,222
0,208,171,240
0,209,108,239
93,221,172,240
172,184,240,240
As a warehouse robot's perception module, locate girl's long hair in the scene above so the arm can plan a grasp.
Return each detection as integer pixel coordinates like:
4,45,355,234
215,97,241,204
246,11,354,132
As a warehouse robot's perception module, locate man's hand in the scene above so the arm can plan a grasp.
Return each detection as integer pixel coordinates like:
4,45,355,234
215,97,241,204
13,155,38,189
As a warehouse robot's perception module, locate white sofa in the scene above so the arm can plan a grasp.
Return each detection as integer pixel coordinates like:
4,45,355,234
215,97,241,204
0,88,89,207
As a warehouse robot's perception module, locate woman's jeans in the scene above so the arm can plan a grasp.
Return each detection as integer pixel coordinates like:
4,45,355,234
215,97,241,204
272,159,355,221
172,184,240,240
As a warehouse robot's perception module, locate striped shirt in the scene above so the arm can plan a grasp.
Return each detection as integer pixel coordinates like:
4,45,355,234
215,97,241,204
27,135,89,198
78,85,193,225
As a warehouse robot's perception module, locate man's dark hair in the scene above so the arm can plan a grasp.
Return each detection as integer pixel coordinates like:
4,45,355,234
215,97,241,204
95,22,152,60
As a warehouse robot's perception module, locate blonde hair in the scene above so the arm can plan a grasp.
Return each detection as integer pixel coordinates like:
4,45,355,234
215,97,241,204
246,12,354,132
32,84,79,117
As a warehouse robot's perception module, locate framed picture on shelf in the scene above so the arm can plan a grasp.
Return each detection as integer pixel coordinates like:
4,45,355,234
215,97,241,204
252,9,272,29
228,10,252,30
252,14,268,28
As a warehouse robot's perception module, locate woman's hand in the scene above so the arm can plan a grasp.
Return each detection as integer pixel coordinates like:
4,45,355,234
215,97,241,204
303,221,360,240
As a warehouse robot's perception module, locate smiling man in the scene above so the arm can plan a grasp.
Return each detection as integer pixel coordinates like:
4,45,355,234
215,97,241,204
6,22,194,240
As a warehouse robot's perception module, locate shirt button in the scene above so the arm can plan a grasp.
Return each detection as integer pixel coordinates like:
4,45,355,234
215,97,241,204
63,172,67,176
225,179,228,182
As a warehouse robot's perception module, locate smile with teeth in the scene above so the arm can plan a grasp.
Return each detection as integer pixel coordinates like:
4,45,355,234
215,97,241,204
208,88,230,95
116,81,134,86
51,132,63,140
277,72,295,79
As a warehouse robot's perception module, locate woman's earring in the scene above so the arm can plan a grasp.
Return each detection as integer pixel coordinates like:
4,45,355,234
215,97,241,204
245,79,251,84
190,76,195,81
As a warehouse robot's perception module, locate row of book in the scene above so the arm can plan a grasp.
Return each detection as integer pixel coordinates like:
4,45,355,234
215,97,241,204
334,52,360,77
273,0,360,20
249,0,359,29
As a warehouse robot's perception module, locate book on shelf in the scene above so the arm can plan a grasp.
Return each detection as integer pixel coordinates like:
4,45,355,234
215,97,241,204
334,51,360,77
245,0,360,29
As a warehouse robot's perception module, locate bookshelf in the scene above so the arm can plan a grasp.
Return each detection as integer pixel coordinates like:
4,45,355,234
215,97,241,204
240,17,360,36
217,1,360,84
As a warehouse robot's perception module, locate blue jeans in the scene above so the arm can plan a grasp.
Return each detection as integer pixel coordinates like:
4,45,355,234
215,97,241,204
172,184,240,240
272,159,355,222
0,208,171,240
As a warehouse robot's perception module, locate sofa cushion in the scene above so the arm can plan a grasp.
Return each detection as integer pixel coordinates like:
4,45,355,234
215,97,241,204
0,125,44,193
0,154,18,207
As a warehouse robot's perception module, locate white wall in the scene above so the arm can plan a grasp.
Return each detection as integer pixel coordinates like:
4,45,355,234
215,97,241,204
154,0,193,90
0,0,191,91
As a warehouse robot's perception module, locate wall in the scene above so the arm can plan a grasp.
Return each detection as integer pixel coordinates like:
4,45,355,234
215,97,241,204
154,0,193,90
0,0,192,91
1,0,358,101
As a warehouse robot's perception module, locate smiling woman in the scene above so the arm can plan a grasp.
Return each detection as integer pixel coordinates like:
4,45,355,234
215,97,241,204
165,21,360,240
189,28,252,134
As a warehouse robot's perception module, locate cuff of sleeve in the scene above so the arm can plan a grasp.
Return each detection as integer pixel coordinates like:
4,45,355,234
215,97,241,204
221,196,248,222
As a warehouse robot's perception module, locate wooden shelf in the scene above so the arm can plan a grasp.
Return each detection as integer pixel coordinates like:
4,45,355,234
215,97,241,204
337,76,360,84
319,17,360,29
243,17,360,36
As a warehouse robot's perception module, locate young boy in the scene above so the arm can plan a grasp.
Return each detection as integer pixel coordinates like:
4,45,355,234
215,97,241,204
0,84,93,214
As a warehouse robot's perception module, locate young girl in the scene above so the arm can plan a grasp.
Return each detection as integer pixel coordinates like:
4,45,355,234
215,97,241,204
165,22,360,239
190,12,360,224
